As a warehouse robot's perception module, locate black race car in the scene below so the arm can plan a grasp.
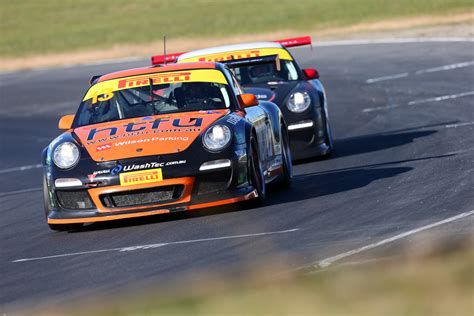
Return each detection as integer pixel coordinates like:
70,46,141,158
43,62,292,231
152,36,333,160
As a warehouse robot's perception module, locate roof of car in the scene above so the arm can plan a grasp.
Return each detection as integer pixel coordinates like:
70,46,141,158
178,42,284,61
98,62,218,82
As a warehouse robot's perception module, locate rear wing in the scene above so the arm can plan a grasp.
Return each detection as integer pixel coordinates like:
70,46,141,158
273,36,311,48
151,36,312,65
151,52,186,66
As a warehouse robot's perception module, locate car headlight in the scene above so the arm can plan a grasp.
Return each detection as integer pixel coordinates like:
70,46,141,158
53,142,80,169
287,91,311,113
203,125,232,152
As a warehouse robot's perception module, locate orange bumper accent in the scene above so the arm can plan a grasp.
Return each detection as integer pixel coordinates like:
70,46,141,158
88,177,194,213
188,190,257,210
47,190,257,225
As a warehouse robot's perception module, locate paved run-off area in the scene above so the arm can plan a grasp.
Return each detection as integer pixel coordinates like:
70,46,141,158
0,39,473,311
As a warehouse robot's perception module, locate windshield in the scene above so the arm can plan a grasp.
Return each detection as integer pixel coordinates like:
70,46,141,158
232,60,300,85
74,70,233,127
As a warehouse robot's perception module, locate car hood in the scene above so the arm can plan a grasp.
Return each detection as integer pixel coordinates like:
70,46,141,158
74,110,228,162
243,81,300,106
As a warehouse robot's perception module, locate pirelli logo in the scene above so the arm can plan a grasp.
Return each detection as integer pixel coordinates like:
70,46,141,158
198,50,261,62
117,72,192,89
119,168,163,186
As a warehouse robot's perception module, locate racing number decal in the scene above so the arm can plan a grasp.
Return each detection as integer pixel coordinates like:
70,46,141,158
91,88,114,104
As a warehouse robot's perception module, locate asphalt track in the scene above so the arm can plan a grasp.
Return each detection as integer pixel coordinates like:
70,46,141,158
1,40,473,310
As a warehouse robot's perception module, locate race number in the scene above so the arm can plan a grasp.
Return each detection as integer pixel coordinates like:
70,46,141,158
91,88,114,104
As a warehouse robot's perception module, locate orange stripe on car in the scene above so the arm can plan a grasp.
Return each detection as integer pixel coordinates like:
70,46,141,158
48,190,258,224
188,190,257,210
88,177,194,213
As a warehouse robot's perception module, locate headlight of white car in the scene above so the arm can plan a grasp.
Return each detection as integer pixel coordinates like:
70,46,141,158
53,142,80,169
203,125,232,151
287,91,311,113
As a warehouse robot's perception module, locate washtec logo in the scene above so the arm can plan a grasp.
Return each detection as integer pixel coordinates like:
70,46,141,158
110,165,123,176
111,161,186,175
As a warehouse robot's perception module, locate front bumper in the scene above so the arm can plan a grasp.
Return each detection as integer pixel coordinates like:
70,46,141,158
48,183,257,224
46,152,256,225
287,115,329,160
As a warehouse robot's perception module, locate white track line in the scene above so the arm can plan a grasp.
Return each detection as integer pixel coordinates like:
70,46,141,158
316,210,474,268
366,73,409,84
445,121,474,128
366,60,474,83
0,187,42,198
362,91,474,112
12,228,299,263
408,91,474,105
0,164,42,174
415,60,474,74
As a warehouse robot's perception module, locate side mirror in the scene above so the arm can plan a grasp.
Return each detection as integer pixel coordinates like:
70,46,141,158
58,114,75,130
239,93,259,108
303,68,320,80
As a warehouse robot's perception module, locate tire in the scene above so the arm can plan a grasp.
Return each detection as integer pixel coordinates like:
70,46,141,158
43,177,52,218
249,135,266,203
44,177,83,232
321,107,333,154
275,124,292,188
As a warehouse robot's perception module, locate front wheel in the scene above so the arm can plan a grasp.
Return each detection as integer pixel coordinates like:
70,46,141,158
321,107,334,154
249,136,266,203
275,124,292,188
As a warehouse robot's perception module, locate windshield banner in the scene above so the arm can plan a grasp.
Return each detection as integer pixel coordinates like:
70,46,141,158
83,69,228,102
178,48,293,63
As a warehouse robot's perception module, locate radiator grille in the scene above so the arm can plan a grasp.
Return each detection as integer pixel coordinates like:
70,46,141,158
100,185,184,208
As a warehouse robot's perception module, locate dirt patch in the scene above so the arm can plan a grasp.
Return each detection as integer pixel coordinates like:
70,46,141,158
1,13,472,72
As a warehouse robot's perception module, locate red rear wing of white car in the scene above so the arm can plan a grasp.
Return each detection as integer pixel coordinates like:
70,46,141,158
151,36,312,65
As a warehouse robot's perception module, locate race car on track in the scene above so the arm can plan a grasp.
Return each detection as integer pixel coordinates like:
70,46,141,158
151,36,333,160
42,62,292,231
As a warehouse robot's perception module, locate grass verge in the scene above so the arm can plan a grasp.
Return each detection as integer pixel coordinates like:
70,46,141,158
0,0,472,58
19,236,474,316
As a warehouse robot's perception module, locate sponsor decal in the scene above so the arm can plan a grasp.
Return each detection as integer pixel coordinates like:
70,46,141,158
110,165,124,176
119,168,163,186
86,117,203,143
117,72,191,89
226,114,242,125
125,160,186,172
179,48,293,63
199,110,221,114
198,50,261,62
96,143,112,151
87,169,111,181
83,69,228,102
114,137,189,147
111,160,186,175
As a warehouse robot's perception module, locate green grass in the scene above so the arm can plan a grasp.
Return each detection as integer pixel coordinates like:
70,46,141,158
23,240,474,316
0,0,472,57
